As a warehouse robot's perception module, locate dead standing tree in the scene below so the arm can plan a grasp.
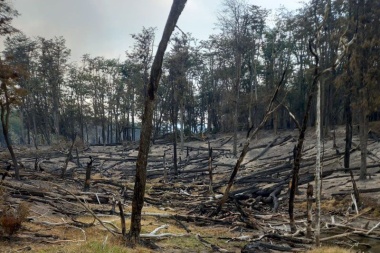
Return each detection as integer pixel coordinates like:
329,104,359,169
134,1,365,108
127,0,187,246
61,133,77,179
288,7,356,233
83,156,93,191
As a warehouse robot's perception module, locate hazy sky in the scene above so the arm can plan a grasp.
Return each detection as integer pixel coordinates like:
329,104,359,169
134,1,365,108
5,0,303,62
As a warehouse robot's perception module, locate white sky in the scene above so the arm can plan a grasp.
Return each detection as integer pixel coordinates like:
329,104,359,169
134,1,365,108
4,0,304,62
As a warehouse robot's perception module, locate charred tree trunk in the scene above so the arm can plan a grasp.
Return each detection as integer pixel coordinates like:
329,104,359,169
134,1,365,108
132,89,135,141
288,12,356,231
128,0,187,245
208,141,213,194
233,53,242,157
61,134,76,179
306,184,313,239
173,126,178,175
180,101,184,153
171,87,179,175
344,52,353,167
163,152,167,183
83,156,93,191
0,103,19,180
359,105,368,180
119,201,126,237
289,64,319,231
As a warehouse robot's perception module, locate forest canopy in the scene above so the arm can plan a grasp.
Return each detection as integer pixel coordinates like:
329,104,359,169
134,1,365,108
0,0,379,147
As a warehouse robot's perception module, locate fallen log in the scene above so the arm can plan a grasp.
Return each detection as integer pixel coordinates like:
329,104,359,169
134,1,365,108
249,136,283,161
334,163,380,173
331,187,380,196
242,241,294,252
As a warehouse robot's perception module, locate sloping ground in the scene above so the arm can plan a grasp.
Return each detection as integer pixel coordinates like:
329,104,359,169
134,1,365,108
0,126,380,252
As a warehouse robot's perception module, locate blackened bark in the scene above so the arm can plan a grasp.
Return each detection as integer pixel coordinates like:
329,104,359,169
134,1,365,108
306,184,313,238
359,108,368,180
344,91,352,168
119,201,126,237
289,39,321,231
173,126,178,174
61,133,76,179
233,53,242,157
1,103,19,180
128,0,187,245
171,84,179,175
208,141,213,194
349,170,360,206
84,156,93,191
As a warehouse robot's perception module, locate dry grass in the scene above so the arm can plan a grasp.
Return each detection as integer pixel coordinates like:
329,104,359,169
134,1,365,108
0,201,30,236
13,202,245,253
0,201,357,253
361,196,380,217
307,246,352,253
296,197,352,214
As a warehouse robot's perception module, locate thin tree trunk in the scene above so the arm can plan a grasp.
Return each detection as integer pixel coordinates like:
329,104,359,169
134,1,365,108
26,109,31,145
359,105,368,180
119,201,126,237
344,90,352,168
132,90,135,141
95,116,99,144
180,101,184,153
61,134,76,179
306,184,313,239
315,79,322,246
349,170,360,206
173,121,178,175
289,68,320,231
54,110,59,137
19,109,24,144
32,109,38,149
83,156,93,191
233,53,242,157
208,141,213,195
170,83,179,175
128,0,187,245
163,152,167,183
102,104,106,144
1,104,19,180
289,34,324,231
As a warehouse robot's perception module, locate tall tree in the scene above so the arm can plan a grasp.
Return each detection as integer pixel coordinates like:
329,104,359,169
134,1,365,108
126,27,156,141
0,0,26,180
166,33,192,173
3,34,37,144
128,0,187,245
349,0,380,180
0,57,27,180
37,36,70,141
217,0,254,156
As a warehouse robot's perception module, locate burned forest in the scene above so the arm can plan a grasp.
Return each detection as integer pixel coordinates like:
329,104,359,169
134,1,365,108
1,0,380,252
